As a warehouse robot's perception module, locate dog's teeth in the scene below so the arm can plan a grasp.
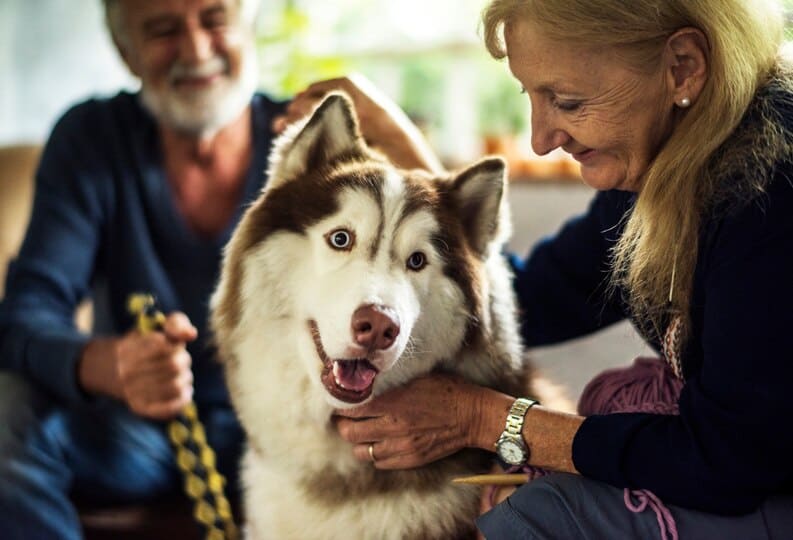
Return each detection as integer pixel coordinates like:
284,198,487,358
332,361,346,388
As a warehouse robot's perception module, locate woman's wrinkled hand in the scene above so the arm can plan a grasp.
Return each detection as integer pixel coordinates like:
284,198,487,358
333,373,492,469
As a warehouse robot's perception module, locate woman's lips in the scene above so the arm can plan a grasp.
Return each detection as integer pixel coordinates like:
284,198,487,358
572,149,596,163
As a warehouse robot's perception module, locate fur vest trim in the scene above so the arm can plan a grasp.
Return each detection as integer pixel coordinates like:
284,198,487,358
708,62,793,214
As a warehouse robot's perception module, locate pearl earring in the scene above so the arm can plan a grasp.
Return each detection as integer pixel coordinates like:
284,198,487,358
679,97,691,108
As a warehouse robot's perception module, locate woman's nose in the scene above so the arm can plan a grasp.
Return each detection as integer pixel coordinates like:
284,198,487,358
530,107,570,155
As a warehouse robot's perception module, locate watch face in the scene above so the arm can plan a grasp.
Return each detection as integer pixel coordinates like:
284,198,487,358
498,439,526,465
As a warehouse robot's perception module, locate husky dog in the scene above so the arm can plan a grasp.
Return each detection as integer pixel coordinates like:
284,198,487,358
210,93,530,539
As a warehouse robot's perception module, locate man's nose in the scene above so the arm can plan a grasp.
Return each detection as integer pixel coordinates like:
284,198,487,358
179,26,213,63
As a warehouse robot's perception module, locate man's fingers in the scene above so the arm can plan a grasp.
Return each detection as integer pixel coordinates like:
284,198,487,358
129,377,194,420
272,96,324,133
118,343,192,380
286,97,315,116
162,312,197,342
271,77,362,134
121,347,194,419
272,116,287,133
168,348,193,373
130,368,193,404
141,392,193,421
301,78,350,97
139,347,192,376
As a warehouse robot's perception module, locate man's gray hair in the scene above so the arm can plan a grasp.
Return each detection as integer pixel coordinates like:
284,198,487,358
101,0,261,45
102,0,126,45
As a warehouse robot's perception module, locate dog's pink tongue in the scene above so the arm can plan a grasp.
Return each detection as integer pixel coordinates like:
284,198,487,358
333,360,377,391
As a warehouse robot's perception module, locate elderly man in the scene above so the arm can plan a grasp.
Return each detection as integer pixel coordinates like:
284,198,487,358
0,1,284,537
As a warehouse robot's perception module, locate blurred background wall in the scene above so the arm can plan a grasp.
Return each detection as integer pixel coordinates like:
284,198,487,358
0,0,552,169
0,0,135,145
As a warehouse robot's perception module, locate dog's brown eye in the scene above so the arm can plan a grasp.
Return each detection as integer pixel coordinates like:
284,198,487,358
326,229,355,251
406,251,427,271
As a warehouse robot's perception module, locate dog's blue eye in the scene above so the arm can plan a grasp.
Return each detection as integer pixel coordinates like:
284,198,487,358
406,252,427,271
327,229,354,250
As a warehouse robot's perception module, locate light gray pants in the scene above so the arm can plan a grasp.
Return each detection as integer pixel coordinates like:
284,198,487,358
476,473,793,540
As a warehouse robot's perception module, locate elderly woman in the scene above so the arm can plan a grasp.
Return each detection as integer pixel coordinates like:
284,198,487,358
275,0,793,537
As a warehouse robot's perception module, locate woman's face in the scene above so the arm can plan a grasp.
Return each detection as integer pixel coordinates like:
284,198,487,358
505,20,676,191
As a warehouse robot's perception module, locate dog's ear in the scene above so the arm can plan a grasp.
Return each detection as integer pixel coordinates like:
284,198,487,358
450,157,510,257
268,93,365,188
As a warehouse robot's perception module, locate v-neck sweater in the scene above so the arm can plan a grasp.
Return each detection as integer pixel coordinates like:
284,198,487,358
0,91,285,406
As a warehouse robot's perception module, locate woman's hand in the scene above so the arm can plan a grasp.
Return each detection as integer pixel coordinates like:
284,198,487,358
272,74,444,173
334,373,504,469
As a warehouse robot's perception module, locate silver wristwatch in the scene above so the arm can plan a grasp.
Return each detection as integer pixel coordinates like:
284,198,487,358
495,397,539,466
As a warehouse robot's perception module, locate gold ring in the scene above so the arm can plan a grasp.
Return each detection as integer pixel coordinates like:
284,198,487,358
368,443,376,463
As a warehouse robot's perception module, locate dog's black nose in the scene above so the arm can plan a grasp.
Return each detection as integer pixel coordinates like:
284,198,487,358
351,305,400,351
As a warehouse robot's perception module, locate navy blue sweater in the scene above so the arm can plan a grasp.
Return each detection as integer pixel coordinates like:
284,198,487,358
514,81,793,514
0,92,284,406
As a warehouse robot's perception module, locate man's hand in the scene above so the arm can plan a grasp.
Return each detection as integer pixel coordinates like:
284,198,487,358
79,312,197,420
334,373,501,469
272,74,444,173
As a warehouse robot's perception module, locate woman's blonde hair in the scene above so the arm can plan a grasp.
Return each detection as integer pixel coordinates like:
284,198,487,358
483,0,784,341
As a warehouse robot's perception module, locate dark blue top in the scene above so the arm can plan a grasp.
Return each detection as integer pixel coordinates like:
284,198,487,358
0,91,285,407
514,85,793,514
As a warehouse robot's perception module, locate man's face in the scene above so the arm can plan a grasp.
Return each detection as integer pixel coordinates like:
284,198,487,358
115,0,258,135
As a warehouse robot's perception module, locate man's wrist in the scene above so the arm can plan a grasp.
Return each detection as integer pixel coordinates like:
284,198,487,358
77,336,121,398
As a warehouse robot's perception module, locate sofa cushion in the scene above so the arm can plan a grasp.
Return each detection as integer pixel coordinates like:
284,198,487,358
0,144,40,298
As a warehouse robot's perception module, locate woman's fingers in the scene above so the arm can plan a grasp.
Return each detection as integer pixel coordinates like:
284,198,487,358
351,432,462,470
335,414,392,443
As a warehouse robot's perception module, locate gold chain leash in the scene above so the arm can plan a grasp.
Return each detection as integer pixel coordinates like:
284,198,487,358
127,293,239,540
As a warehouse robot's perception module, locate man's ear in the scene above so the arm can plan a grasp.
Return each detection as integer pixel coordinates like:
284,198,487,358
268,93,367,189
664,27,708,108
111,33,142,78
450,157,509,257
117,48,138,78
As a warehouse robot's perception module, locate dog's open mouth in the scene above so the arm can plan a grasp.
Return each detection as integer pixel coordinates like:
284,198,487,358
309,320,379,403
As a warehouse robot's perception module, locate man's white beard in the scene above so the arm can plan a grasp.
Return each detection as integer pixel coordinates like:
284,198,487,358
141,41,259,138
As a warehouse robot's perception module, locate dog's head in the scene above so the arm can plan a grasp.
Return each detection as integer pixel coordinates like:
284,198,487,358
212,93,509,409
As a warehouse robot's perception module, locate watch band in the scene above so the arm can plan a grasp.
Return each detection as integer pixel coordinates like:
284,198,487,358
494,397,540,466
503,397,538,437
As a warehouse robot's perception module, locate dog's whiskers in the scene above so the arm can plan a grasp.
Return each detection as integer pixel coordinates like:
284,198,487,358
404,337,431,357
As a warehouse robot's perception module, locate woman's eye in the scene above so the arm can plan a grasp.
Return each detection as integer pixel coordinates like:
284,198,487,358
554,99,582,112
406,252,427,271
326,229,354,250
